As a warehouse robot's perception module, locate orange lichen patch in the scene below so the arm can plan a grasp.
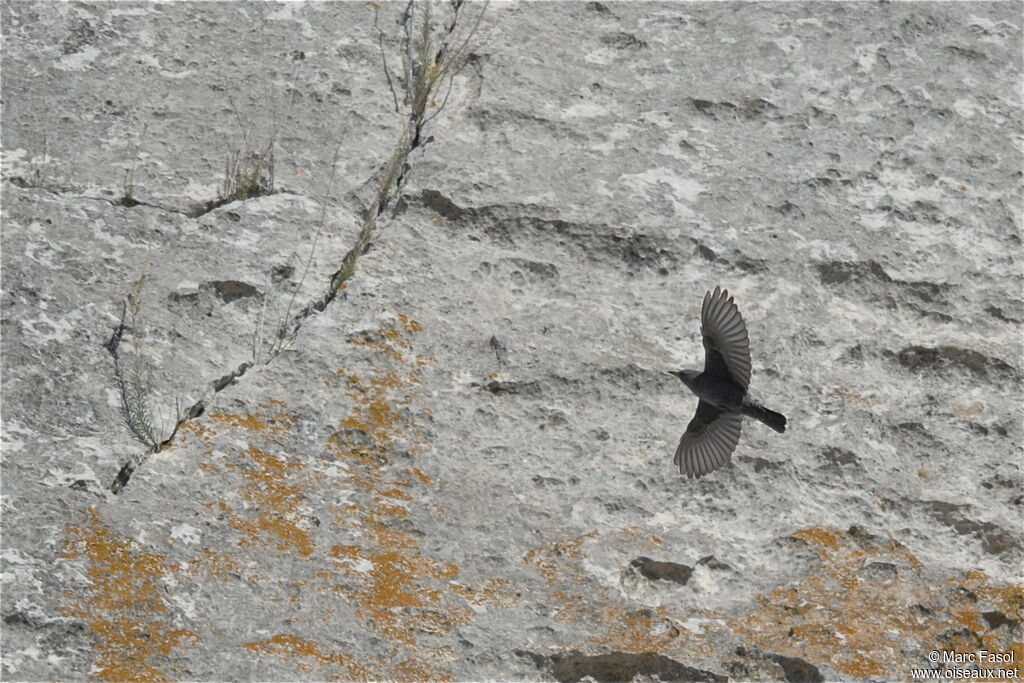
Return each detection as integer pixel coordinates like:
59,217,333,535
196,549,240,579
179,420,214,441
330,373,429,466
370,548,454,607
534,582,735,666
404,467,434,486
956,569,1024,614
374,501,410,519
330,544,362,560
548,589,595,622
339,371,408,448
616,526,663,550
480,578,520,608
732,526,1023,678
207,405,295,439
62,508,199,681
346,314,426,362
394,653,456,683
321,313,482,674
1012,643,1024,668
523,531,599,582
261,399,288,408
398,314,423,333
220,446,314,557
521,525,1021,678
450,577,519,609
368,519,418,552
328,317,432,466
330,532,469,648
591,606,682,653
380,486,413,501
326,432,380,472
208,412,270,432
949,601,987,633
532,583,709,662
244,633,369,679
357,518,457,592
792,527,841,551
178,419,216,457
948,570,1024,642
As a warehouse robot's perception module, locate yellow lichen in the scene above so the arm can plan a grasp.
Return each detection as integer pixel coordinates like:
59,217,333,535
523,531,599,582
60,315,520,682
451,577,518,608
733,526,1023,678
514,524,1022,680
320,315,492,672
590,606,681,653
219,446,313,557
62,508,199,681
207,404,295,439
244,633,369,679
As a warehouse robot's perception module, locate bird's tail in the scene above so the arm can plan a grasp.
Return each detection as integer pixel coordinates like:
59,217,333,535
742,399,787,433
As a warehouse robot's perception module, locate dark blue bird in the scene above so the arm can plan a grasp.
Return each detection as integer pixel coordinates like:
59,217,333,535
669,286,786,478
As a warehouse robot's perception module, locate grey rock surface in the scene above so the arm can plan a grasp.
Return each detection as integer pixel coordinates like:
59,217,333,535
2,2,1022,681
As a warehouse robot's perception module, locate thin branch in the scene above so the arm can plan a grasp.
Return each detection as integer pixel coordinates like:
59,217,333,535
420,65,457,129
252,270,271,364
374,4,401,114
419,0,489,130
401,0,416,107
274,141,345,353
441,0,488,74
228,95,250,152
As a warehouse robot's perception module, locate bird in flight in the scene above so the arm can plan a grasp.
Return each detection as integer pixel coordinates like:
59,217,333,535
669,286,786,478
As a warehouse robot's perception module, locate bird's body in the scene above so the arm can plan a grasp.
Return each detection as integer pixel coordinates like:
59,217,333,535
671,369,745,412
670,286,787,479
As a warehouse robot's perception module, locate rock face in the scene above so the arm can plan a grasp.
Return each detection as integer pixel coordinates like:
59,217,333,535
2,2,1022,681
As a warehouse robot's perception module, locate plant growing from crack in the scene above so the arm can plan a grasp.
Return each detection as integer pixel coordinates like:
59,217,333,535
106,266,188,492
218,12,297,205
191,94,290,217
376,0,484,125
220,90,280,202
107,0,485,493
351,1,485,243
108,269,161,449
8,135,55,190
221,143,275,202
117,123,147,208
275,1,486,351
120,168,136,207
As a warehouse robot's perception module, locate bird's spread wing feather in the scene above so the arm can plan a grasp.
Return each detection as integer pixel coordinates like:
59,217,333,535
674,400,743,478
701,286,752,390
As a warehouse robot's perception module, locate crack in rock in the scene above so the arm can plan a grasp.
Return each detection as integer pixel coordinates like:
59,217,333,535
105,2,483,495
517,649,726,683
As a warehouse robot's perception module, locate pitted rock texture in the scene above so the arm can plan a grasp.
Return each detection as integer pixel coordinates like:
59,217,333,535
2,2,1022,682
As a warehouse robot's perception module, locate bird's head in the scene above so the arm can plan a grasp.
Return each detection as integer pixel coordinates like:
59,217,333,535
668,369,700,390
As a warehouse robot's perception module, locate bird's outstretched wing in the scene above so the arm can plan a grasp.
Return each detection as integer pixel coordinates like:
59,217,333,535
701,286,751,390
674,399,743,478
